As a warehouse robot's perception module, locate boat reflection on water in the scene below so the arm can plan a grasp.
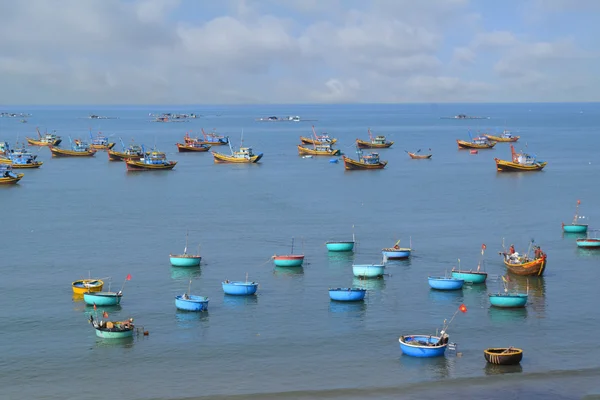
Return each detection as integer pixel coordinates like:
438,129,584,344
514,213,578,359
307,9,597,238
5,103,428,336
509,275,546,314
95,336,134,348
352,276,385,291
384,257,412,268
328,301,367,315
428,288,464,305
563,231,586,240
327,251,355,268
484,363,523,376
222,294,259,309
488,307,528,323
399,354,452,380
175,310,210,328
273,266,304,277
461,283,488,307
170,266,201,281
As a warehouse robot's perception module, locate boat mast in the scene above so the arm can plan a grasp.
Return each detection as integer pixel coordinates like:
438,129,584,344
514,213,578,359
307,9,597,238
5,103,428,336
184,230,189,255
573,200,581,224
368,128,374,142
311,125,318,150
291,237,295,254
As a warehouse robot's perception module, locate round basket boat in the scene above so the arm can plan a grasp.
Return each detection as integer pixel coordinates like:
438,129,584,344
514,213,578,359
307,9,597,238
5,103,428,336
484,347,523,365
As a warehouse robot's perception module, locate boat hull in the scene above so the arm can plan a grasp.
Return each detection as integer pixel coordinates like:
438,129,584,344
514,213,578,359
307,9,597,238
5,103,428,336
300,136,337,145
326,241,355,252
352,264,385,278
0,174,24,184
72,279,104,294
489,294,528,308
176,143,211,152
107,150,143,161
9,161,43,169
212,152,263,163
399,335,448,358
126,160,177,170
483,134,519,142
26,137,61,146
484,348,523,365
408,152,432,159
297,145,341,156
382,248,411,259
343,156,387,170
563,224,588,233
222,282,258,296
576,239,600,248
169,255,201,267
451,270,487,284
175,295,209,311
83,292,122,306
95,327,134,339
495,158,547,172
503,256,546,276
273,255,305,267
428,277,464,290
90,143,115,150
49,146,96,157
457,140,496,149
329,288,366,301
355,139,393,149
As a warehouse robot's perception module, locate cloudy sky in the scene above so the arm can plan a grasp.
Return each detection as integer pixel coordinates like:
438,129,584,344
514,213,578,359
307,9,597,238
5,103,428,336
0,0,597,104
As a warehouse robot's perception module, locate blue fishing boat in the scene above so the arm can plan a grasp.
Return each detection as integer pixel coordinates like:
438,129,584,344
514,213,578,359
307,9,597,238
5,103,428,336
451,244,488,284
428,276,464,290
175,294,209,311
89,315,135,339
222,277,258,296
576,230,600,248
489,293,528,308
273,237,305,267
83,291,122,306
0,142,43,168
352,263,385,278
328,288,366,301
382,239,411,259
88,130,115,150
169,232,201,267
562,200,588,233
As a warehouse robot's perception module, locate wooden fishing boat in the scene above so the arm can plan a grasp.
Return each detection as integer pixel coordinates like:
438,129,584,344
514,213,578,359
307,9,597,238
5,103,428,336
300,126,337,145
298,143,341,157
89,315,135,339
428,276,464,290
494,144,546,172
343,147,387,170
406,149,432,159
88,131,115,150
457,136,496,149
356,129,393,148
175,294,209,311
501,245,547,276
49,137,96,157
83,291,122,306
576,230,600,248
562,200,588,233
273,238,305,267
170,232,201,266
26,128,62,146
483,130,519,142
72,279,104,294
192,129,229,145
382,239,411,259
451,244,488,284
484,347,523,365
329,288,366,301
107,138,145,161
176,141,211,152
0,165,24,184
126,147,177,170
222,278,258,296
0,142,43,168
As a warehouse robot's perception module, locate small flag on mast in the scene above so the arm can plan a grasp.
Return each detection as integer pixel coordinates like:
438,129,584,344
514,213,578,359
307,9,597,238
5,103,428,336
126,274,132,281
102,311,109,318
459,304,467,313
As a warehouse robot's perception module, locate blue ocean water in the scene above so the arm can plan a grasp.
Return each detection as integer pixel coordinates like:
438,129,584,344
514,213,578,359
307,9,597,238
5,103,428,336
1,103,599,399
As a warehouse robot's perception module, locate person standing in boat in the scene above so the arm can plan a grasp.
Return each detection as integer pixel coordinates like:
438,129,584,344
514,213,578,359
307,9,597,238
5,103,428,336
534,246,542,259
509,244,516,255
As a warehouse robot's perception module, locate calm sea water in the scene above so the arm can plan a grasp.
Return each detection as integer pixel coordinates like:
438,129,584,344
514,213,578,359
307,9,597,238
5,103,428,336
1,103,600,399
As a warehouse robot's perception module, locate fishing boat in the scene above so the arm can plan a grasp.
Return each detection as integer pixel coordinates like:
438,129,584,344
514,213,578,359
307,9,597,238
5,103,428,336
343,147,387,170
457,136,496,149
89,315,135,339
273,237,305,267
175,294,209,311
352,263,385,278
500,241,547,276
399,304,466,357
428,276,464,290
126,147,177,170
300,127,337,145
196,129,229,145
356,129,393,148
0,165,24,184
72,279,104,294
176,141,211,152
406,149,432,159
0,142,43,168
222,276,258,296
326,231,355,252
562,200,588,233
297,143,341,156
483,130,519,142
83,291,122,306
494,144,546,172
576,229,600,248
382,239,411,259
169,232,201,267
484,347,523,365
107,138,145,161
328,288,366,301
26,128,62,146
88,131,115,150
212,131,263,163
451,244,488,284
49,137,96,157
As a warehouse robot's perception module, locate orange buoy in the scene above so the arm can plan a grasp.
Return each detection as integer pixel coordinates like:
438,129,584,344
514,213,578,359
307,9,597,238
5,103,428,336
470,150,478,154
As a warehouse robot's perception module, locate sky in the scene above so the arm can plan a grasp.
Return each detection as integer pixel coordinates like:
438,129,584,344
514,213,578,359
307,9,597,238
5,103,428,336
0,0,598,104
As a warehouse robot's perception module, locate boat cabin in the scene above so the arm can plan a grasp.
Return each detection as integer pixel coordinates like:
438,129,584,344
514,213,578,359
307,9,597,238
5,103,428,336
472,136,491,145
73,139,91,151
145,151,168,164
91,134,110,146
314,144,334,152
501,130,514,139
127,145,144,155
234,147,254,159
372,135,387,144
0,165,17,178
